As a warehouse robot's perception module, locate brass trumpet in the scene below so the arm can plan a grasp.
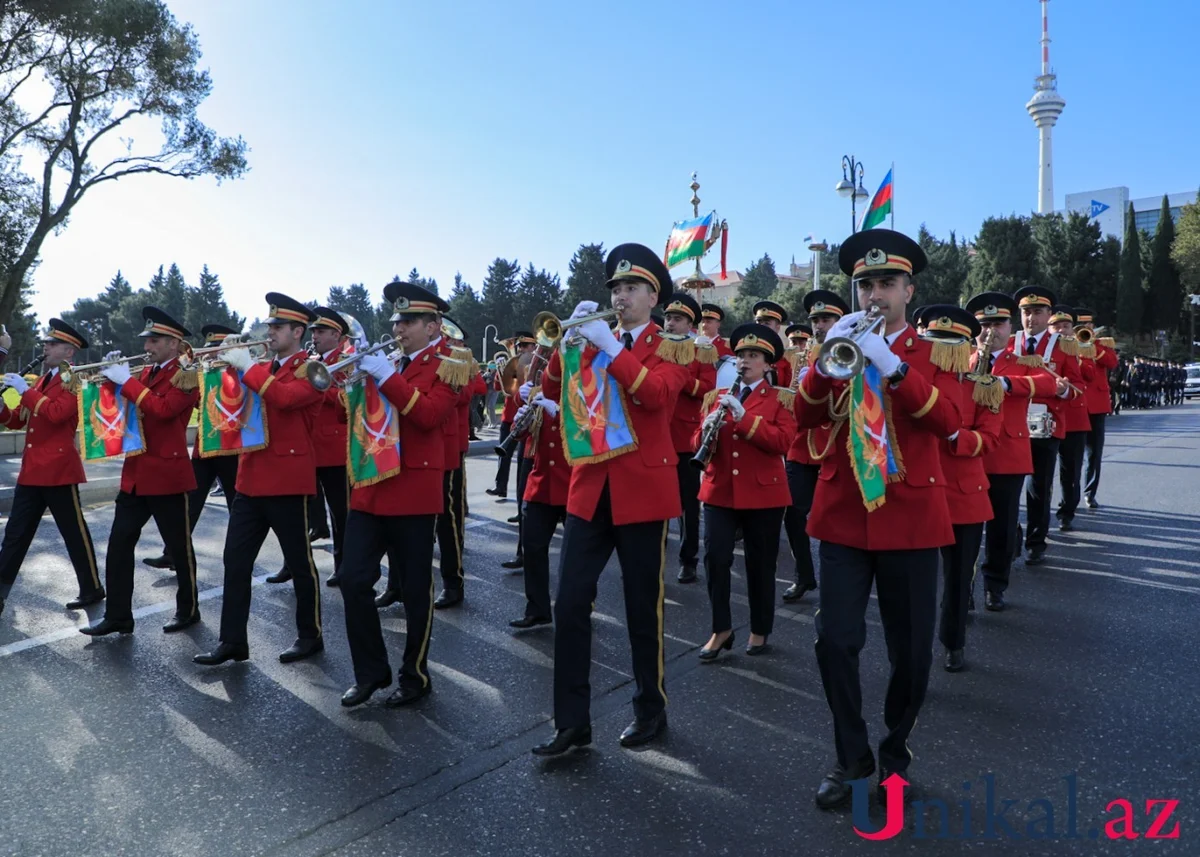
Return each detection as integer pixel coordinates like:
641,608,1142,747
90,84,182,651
312,335,397,391
65,352,153,382
816,306,885,380
531,308,623,348
1074,326,1094,345
187,337,272,368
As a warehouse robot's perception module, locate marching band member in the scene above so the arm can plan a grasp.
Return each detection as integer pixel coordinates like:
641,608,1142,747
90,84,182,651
663,292,716,584
782,289,849,603
695,323,796,660
1074,309,1118,508
82,307,202,636
268,307,351,588
194,293,325,666
1006,286,1084,566
964,293,1058,612
0,319,103,617
796,230,962,809
753,300,792,389
1049,306,1094,532
532,243,692,756
142,324,241,573
487,332,536,502
337,281,460,707
698,303,733,359
916,306,1002,673
433,315,475,609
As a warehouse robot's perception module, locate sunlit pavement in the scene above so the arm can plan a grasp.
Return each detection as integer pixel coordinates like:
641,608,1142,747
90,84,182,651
1,404,1197,855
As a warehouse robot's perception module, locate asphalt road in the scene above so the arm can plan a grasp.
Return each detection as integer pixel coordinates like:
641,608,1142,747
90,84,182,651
0,406,1197,856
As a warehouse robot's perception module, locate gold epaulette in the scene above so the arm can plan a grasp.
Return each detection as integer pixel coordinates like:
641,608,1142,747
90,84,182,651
60,368,81,395
1058,336,1079,357
294,360,311,380
654,331,696,366
1017,354,1045,369
1098,337,1116,349
436,350,472,389
775,386,796,410
1078,342,1097,360
970,374,1005,413
701,387,722,414
807,343,821,365
170,367,199,392
928,339,971,374
695,343,718,365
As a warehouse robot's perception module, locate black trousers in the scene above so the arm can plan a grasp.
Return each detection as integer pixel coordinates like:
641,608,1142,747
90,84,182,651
1025,437,1060,551
704,504,784,637
938,522,984,652
814,541,937,773
981,473,1024,594
1056,430,1087,521
340,510,436,690
308,479,329,534
522,501,565,619
783,461,819,587
494,421,514,495
1083,414,1106,501
437,458,466,590
553,486,668,729
105,491,197,622
675,454,701,566
159,455,237,565
0,484,101,599
280,465,349,577
513,441,532,558
218,494,321,646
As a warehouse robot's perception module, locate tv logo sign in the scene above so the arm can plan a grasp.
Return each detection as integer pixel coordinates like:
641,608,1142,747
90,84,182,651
1089,200,1110,219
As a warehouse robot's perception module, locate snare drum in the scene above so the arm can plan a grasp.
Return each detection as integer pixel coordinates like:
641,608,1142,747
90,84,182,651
1027,404,1055,439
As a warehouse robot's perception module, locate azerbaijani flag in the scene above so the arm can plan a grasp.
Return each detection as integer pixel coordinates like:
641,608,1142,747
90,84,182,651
559,347,637,465
846,364,900,511
664,213,714,269
79,380,144,461
860,167,894,230
346,377,402,487
197,365,267,457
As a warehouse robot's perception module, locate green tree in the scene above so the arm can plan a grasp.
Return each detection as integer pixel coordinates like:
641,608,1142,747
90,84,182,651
407,267,439,296
480,258,522,338
154,263,190,326
4,288,40,364
1116,204,1145,335
730,253,778,322
1094,236,1121,326
816,243,851,304
446,273,486,357
0,0,248,323
514,264,561,333
1170,188,1200,300
186,265,242,340
560,243,607,317
1032,211,1110,310
326,283,377,343
966,215,1041,294
1147,196,1183,333
916,225,970,306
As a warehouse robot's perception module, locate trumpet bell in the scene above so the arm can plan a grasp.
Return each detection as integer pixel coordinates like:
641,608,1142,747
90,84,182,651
816,337,866,380
307,361,333,392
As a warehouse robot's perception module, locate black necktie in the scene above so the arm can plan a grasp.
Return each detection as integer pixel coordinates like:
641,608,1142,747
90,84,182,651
397,355,410,374
271,359,281,374
622,332,634,352
738,385,751,404
1025,335,1037,355
984,352,994,374
148,365,160,381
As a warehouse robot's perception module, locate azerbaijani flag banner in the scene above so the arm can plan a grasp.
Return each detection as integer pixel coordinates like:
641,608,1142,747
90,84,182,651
664,213,714,268
860,167,893,230
79,380,144,461
346,377,402,487
198,365,267,457
846,363,900,511
560,346,637,465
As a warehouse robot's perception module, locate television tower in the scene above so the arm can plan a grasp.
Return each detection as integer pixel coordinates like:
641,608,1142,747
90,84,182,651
1026,0,1065,214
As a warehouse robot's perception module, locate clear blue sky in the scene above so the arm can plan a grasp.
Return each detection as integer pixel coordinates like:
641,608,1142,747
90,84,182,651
29,0,1200,325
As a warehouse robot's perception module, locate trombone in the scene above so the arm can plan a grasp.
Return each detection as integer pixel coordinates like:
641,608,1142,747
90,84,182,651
185,337,272,370
531,308,623,349
65,352,153,381
816,306,885,380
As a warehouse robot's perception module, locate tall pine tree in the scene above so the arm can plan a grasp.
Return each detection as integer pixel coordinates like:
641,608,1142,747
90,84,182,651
186,265,243,338
731,254,778,322
480,258,522,338
560,243,607,317
1116,203,1145,334
966,215,1041,294
1147,195,1183,332
446,272,486,357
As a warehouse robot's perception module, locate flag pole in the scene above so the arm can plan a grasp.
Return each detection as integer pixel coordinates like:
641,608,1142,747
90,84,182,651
890,161,895,229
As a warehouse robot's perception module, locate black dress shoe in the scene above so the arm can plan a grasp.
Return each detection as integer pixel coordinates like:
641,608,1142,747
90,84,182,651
486,488,507,501
434,588,463,609
266,567,293,584
1025,547,1045,566
279,638,324,663
531,725,593,756
984,590,1005,612
66,589,105,610
1086,496,1099,509
375,588,401,608
677,564,697,583
968,593,976,612
945,648,966,672
341,676,392,707
815,753,876,810
326,573,341,588
80,617,134,636
507,514,521,524
0,598,5,618
193,642,249,665
745,639,770,656
782,581,816,602
142,553,174,570
509,615,552,629
698,632,734,662
308,527,331,543
1058,517,1074,532
383,683,431,707
501,557,524,570
619,711,666,747
163,613,201,633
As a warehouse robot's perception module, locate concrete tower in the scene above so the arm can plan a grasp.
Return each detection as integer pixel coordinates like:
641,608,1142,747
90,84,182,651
1026,0,1065,214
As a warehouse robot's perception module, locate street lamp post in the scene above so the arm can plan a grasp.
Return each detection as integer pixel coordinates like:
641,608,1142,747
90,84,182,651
835,155,871,311
482,323,498,363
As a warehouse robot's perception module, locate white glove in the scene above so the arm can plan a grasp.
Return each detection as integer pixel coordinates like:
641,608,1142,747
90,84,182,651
947,431,960,442
4,372,28,394
533,392,559,418
223,347,252,372
826,310,865,342
103,350,122,363
359,351,395,384
518,381,533,402
514,404,530,424
702,408,722,431
857,332,902,377
720,393,746,422
694,335,713,348
101,361,131,385
578,318,622,357
569,300,599,320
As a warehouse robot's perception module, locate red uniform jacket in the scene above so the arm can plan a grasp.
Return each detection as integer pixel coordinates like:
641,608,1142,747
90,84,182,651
541,324,692,525
767,355,793,391
670,356,717,454
938,377,1002,526
522,409,571,507
1064,349,1094,433
973,350,1057,476
695,382,796,509
796,327,962,551
350,347,459,516
313,347,349,469
117,359,199,495
236,352,323,497
1083,341,1118,416
1,370,86,486
787,348,835,466
712,336,733,360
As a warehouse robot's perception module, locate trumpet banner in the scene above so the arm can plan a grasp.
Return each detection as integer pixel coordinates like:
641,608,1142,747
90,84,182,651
198,365,268,457
346,377,402,487
846,364,900,511
559,347,636,465
78,380,144,461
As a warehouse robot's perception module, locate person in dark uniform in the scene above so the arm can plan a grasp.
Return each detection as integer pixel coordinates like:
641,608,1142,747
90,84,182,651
193,293,325,666
0,319,103,617
532,243,693,755
142,324,241,572
432,317,473,609
695,323,796,659
488,333,536,501
1074,311,1117,508
82,306,202,636
1049,307,1092,532
795,230,962,808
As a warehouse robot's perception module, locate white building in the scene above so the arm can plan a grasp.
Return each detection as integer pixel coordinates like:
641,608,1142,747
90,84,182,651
1063,187,1196,241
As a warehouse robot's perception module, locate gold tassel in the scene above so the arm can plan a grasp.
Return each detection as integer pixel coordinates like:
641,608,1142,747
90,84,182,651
170,367,199,392
1078,342,1096,359
701,388,721,414
436,352,472,389
1058,336,1079,357
654,333,696,366
929,340,971,374
1097,337,1116,348
972,376,1005,413
695,343,718,365
294,361,311,380
1017,354,1045,368
785,347,801,374
776,388,796,410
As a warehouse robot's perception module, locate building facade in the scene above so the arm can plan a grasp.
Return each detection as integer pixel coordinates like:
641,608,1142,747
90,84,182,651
1064,187,1196,241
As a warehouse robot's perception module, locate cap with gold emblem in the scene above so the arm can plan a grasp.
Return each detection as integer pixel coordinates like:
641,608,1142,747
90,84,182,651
965,292,1017,321
700,303,725,322
200,323,240,346
605,243,674,310
139,305,190,340
1049,305,1075,324
663,292,701,324
730,323,785,364
514,330,536,346
383,281,450,321
264,292,319,327
838,228,927,282
785,323,813,341
752,300,788,325
803,289,849,320
1074,308,1094,325
310,307,349,336
1012,285,1056,308
920,304,981,341
43,317,88,350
